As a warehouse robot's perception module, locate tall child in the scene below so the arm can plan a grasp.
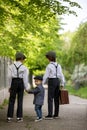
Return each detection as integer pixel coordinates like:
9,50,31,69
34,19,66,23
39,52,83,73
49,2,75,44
43,51,65,119
7,52,29,122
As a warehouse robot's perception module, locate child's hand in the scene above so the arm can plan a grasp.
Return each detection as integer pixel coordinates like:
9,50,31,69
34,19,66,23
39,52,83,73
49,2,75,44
25,89,29,93
25,86,30,93
60,86,64,90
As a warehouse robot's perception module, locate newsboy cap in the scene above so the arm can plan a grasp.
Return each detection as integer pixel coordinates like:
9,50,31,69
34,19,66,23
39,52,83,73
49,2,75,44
34,75,43,81
15,52,26,60
46,51,56,58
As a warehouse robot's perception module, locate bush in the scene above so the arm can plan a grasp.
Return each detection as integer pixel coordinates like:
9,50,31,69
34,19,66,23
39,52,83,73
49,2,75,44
66,85,87,99
71,63,87,88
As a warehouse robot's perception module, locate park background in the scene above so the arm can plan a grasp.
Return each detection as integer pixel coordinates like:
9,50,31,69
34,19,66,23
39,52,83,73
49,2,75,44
0,0,87,105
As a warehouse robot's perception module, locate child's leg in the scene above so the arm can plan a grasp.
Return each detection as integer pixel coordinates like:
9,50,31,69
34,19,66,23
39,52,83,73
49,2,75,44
39,105,42,118
17,86,24,118
7,91,16,118
35,105,42,118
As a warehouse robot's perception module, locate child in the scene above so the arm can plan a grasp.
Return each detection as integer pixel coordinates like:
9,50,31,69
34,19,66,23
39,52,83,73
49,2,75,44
43,51,65,119
28,75,45,122
7,52,29,122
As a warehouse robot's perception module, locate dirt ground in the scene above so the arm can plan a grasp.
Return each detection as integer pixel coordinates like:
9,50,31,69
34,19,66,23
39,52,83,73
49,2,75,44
0,90,87,130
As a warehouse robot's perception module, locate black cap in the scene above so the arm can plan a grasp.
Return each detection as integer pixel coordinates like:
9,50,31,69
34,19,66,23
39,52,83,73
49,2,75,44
15,52,26,60
46,51,56,58
34,75,43,81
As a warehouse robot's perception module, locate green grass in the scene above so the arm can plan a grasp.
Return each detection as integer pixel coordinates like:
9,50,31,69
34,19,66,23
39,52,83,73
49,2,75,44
66,85,87,99
0,99,8,109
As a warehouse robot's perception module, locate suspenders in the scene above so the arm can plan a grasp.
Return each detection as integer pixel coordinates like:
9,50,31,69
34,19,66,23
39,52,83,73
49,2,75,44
51,63,58,78
14,64,23,78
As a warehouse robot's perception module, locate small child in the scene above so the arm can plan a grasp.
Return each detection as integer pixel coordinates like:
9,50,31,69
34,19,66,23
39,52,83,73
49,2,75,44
28,75,45,122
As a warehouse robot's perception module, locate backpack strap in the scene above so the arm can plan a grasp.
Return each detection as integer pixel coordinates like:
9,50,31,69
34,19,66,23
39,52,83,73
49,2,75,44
14,64,22,78
51,63,58,78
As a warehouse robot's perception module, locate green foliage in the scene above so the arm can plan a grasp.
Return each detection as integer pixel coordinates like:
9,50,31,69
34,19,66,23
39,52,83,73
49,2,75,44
0,99,8,109
58,21,87,85
0,0,81,74
66,85,87,99
64,70,71,81
69,22,87,65
60,21,87,76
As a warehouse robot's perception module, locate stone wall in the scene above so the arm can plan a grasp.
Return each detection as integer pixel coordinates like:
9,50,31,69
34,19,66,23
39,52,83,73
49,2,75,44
0,57,12,104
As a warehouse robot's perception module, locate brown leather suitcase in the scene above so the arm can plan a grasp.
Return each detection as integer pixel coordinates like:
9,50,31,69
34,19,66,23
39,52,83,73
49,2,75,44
59,89,69,105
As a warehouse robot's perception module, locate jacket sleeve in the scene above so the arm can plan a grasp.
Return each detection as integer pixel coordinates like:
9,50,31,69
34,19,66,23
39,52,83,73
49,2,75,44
28,87,40,94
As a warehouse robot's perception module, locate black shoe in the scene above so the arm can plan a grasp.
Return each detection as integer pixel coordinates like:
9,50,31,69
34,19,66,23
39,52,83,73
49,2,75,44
7,117,12,123
17,118,23,122
44,115,53,120
53,115,59,119
35,118,42,122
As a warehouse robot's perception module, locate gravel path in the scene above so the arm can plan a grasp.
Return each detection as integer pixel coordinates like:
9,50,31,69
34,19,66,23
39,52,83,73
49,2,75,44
0,90,87,130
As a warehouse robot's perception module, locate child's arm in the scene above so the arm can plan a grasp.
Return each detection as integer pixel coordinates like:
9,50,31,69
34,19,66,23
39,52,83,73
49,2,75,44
28,87,40,94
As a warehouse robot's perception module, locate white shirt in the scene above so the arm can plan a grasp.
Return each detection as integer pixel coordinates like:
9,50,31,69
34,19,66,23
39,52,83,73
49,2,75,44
8,61,29,90
43,62,65,86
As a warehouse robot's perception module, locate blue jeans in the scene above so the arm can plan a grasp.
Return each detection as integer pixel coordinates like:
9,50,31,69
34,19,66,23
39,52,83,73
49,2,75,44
35,105,42,118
